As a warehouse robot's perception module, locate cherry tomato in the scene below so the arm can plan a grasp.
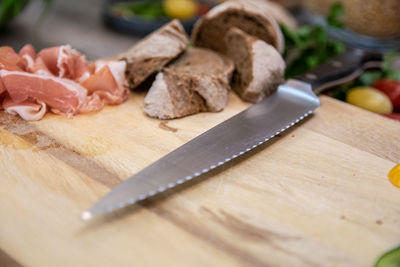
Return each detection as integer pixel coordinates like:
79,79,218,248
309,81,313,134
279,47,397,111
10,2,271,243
388,164,400,188
383,113,400,122
197,4,211,16
346,87,393,114
164,0,197,19
372,79,400,112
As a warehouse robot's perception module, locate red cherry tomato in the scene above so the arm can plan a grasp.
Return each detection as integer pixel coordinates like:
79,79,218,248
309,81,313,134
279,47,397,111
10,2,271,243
383,113,400,122
372,79,400,112
197,4,211,16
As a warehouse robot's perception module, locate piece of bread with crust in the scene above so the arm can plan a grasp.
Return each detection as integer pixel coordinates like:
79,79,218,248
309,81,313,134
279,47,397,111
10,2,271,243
120,20,189,89
192,0,285,55
144,47,234,119
225,27,285,103
250,0,297,29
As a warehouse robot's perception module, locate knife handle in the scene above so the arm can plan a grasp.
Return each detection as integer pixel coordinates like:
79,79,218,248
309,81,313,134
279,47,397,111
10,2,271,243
297,48,383,95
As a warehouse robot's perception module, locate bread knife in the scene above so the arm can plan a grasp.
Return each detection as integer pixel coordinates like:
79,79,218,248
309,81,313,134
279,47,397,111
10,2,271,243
82,48,382,221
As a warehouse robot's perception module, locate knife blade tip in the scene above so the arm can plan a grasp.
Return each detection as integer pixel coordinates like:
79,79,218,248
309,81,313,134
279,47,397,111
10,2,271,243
81,211,93,221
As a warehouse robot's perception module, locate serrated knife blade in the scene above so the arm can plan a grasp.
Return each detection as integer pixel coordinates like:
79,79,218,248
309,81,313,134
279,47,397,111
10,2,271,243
82,48,383,221
82,79,319,221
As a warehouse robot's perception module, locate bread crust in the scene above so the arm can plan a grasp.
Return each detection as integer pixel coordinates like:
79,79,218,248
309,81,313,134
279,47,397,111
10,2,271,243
120,20,189,89
225,27,285,103
192,0,284,54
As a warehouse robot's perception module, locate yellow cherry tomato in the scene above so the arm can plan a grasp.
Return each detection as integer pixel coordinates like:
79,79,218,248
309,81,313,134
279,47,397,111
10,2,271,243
389,164,400,188
346,87,393,114
164,0,197,20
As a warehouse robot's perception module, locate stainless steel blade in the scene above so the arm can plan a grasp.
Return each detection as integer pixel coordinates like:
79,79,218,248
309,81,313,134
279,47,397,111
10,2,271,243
82,79,320,221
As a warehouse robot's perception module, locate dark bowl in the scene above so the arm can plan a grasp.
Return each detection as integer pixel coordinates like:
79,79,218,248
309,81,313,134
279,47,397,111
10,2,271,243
102,0,211,36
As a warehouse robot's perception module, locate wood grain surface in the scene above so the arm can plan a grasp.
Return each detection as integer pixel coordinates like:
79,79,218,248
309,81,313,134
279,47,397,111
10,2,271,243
0,92,399,267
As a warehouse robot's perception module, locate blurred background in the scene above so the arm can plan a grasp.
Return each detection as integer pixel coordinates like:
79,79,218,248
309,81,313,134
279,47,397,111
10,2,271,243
1,0,399,60
1,0,142,59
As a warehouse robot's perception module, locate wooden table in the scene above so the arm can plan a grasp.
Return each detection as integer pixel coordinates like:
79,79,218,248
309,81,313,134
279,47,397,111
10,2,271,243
1,1,400,267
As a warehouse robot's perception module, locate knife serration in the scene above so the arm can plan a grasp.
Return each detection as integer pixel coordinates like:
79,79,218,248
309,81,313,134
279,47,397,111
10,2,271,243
82,79,320,221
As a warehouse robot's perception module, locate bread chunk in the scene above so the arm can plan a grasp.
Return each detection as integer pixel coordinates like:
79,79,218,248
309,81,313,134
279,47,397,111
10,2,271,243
192,0,284,54
144,47,234,119
225,27,285,103
120,20,189,89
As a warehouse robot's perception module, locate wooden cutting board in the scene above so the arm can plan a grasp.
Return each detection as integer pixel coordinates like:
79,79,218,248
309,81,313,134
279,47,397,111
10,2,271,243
0,93,399,267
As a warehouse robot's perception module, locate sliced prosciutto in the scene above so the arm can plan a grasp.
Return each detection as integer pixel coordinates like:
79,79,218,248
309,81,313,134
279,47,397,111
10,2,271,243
0,47,24,68
0,44,129,121
0,77,6,96
82,60,128,105
18,44,36,71
0,70,88,117
37,45,91,82
3,96,47,121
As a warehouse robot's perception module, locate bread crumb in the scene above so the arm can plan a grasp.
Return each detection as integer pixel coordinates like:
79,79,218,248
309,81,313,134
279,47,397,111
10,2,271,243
159,121,178,133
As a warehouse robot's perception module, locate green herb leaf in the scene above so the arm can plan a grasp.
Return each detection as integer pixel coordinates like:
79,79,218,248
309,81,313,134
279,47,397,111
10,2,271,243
281,25,345,79
281,2,347,79
313,26,328,43
327,2,345,28
382,51,397,72
113,1,166,20
358,71,383,86
386,70,400,81
381,50,400,81
330,40,345,54
280,24,302,47
332,86,350,101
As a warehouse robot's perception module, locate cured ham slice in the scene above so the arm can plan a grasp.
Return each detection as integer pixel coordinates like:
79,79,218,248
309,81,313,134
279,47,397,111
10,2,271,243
30,57,52,76
3,96,47,121
0,78,5,96
0,47,21,66
37,45,91,82
82,61,128,105
0,44,128,121
0,70,87,117
19,44,36,59
0,47,24,72
0,58,23,72
19,44,36,71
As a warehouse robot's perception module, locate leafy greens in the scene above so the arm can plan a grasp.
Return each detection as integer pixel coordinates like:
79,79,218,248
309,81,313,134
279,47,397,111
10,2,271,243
281,3,345,79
